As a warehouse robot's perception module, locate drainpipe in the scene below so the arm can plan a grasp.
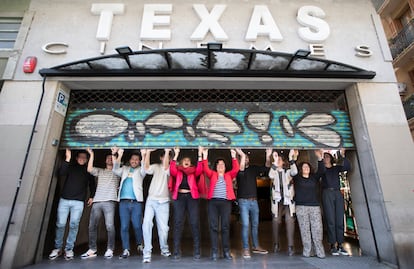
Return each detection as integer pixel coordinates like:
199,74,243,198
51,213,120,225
0,76,47,261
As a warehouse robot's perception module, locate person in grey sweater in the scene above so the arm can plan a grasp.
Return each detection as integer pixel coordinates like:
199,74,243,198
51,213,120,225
81,148,120,260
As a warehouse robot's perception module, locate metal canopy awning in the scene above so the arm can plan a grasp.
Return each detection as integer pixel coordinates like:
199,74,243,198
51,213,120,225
39,47,376,79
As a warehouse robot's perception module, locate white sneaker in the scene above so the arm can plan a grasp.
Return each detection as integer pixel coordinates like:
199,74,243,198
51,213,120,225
161,250,171,257
142,256,151,263
119,249,130,259
104,249,113,259
137,244,144,255
48,248,62,260
81,249,97,259
64,249,74,260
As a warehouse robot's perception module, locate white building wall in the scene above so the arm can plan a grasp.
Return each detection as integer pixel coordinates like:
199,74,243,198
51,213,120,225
0,1,413,268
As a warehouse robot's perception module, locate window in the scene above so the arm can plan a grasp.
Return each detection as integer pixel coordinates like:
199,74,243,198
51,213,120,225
0,17,22,49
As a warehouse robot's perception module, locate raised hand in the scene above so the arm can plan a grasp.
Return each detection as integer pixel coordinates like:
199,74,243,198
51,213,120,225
339,148,346,157
202,148,209,160
230,149,237,158
65,148,71,162
265,148,272,158
314,149,323,161
173,147,180,155
289,149,299,161
111,146,118,155
86,148,93,155
272,151,279,164
235,148,245,156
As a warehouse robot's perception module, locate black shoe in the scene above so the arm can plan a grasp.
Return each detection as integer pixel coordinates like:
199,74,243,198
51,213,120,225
172,253,181,261
337,246,349,256
330,247,339,256
223,251,233,260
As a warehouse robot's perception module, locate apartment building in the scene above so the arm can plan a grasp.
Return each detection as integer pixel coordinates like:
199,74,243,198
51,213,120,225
373,0,414,138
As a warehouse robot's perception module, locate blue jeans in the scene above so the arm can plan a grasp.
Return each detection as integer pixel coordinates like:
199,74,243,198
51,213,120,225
238,199,260,249
54,198,84,251
142,199,170,257
88,201,116,251
119,200,143,250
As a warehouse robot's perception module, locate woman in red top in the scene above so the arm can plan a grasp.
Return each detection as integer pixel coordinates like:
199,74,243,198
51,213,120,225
201,147,240,261
169,147,203,260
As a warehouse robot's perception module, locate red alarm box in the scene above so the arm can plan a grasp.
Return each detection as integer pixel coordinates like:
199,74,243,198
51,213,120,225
23,56,37,73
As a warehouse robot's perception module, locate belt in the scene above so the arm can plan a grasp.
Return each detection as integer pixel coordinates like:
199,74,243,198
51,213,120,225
324,188,339,191
240,197,257,201
120,199,139,202
211,198,227,201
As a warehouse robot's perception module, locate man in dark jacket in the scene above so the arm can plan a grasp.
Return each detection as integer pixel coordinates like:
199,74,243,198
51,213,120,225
49,149,96,260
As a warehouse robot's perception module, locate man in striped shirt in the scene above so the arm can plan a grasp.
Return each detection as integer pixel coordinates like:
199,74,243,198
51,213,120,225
81,148,120,259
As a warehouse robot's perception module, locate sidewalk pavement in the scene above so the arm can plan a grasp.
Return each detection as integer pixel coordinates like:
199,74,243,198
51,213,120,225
22,251,393,269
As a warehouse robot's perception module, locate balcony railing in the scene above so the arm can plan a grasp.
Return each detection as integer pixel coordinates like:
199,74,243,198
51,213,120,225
389,19,414,59
403,94,414,120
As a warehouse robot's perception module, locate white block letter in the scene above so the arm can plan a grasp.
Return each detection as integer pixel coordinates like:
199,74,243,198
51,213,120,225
355,45,373,57
245,5,283,42
91,4,125,41
297,6,330,42
140,4,172,40
309,44,325,56
190,4,228,41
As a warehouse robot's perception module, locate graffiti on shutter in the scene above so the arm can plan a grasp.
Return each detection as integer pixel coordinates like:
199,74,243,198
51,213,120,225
61,104,353,149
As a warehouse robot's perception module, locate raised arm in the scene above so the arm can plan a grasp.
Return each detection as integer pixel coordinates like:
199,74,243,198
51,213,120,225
202,148,214,177
111,147,124,176
314,149,326,177
339,148,351,172
268,151,278,179
142,148,153,171
170,147,180,177
288,149,298,177
163,148,171,171
86,148,94,173
265,148,272,167
65,148,71,162
228,149,240,178
235,148,246,171
59,149,72,176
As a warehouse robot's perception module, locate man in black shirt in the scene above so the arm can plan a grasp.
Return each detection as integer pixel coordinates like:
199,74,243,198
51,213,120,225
236,148,272,259
49,149,96,261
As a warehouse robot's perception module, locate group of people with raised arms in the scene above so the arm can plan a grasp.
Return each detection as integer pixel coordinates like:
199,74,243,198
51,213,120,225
48,146,350,263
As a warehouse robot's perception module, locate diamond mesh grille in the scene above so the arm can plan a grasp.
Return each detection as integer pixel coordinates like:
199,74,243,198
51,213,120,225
69,89,344,107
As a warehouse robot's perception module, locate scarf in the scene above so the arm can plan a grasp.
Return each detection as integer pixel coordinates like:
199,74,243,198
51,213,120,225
168,165,196,193
177,165,196,175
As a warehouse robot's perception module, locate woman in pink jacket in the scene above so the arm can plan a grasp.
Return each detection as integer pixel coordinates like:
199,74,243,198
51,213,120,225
169,147,203,260
201,147,240,261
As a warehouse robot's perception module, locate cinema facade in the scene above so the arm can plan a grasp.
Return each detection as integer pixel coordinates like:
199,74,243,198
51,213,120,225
0,0,413,268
